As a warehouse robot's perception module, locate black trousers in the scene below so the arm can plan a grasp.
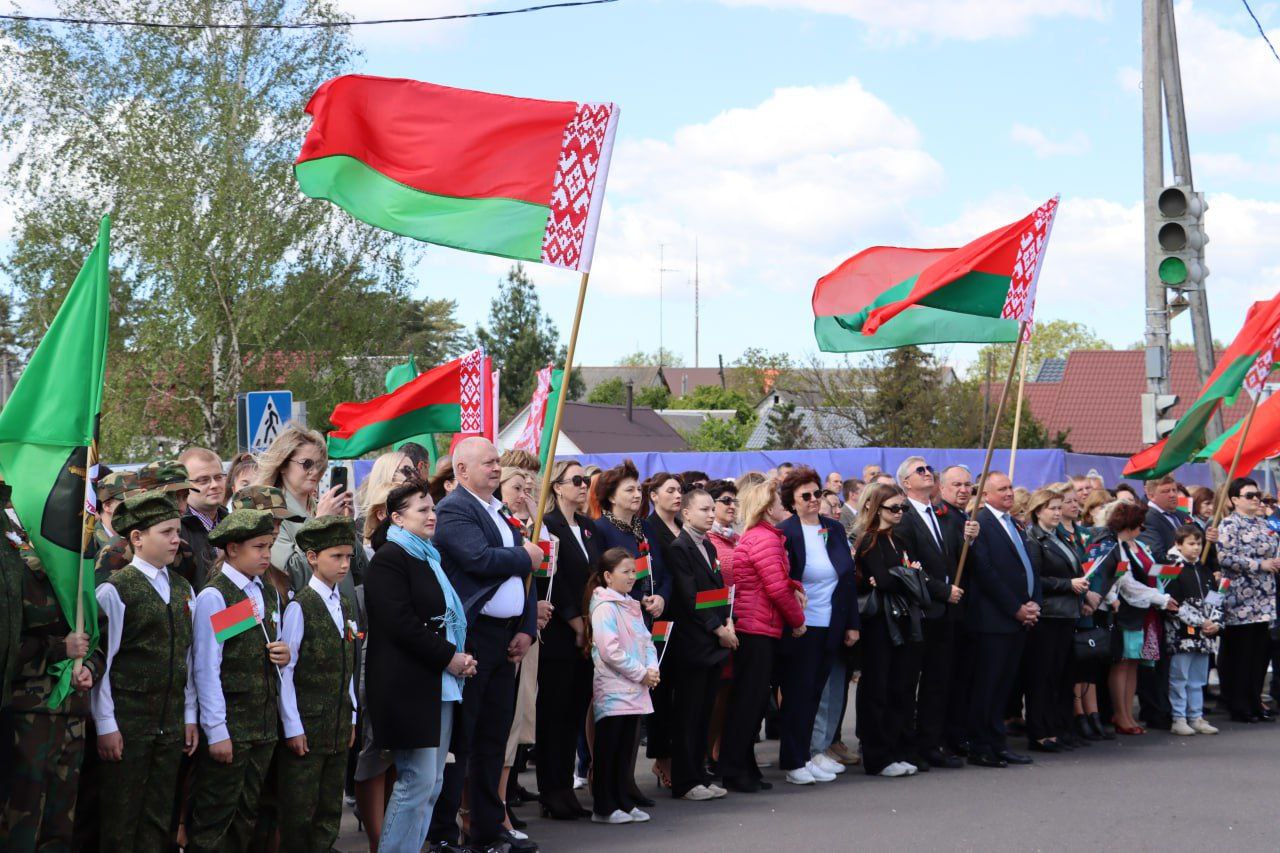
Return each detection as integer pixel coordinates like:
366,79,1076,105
718,633,777,784
534,653,593,799
1137,652,1173,727
428,617,517,846
592,715,640,816
644,652,675,760
1220,622,1271,717
945,624,975,752
777,627,832,771
912,616,953,755
857,616,921,775
967,630,1026,756
668,659,723,797
1024,619,1074,741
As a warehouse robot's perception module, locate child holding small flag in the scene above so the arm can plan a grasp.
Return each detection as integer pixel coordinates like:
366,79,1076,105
276,516,358,852
584,548,659,825
1162,525,1220,736
189,509,291,853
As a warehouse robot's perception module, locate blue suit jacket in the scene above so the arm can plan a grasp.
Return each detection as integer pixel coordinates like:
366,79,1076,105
590,516,674,606
966,506,1042,635
432,487,538,638
780,514,860,649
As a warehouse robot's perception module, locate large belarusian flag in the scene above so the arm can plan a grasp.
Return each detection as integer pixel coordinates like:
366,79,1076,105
850,197,1059,339
1195,384,1280,476
0,216,110,708
295,75,619,272
512,365,565,469
1125,294,1280,479
327,349,489,459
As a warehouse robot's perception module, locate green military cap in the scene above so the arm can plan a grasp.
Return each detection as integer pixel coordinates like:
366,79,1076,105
137,460,198,493
230,485,305,522
295,515,356,554
111,490,181,537
98,470,140,503
207,508,275,548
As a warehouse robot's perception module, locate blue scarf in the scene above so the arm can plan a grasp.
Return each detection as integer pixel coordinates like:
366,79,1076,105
387,524,467,702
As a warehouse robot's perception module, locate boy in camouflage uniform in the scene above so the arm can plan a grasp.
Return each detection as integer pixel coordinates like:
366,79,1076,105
276,517,357,853
188,509,290,853
95,464,200,590
89,469,136,561
91,491,199,851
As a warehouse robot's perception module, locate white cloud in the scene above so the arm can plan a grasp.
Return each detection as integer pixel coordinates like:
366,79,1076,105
715,0,1106,41
1195,151,1280,184
1010,123,1091,158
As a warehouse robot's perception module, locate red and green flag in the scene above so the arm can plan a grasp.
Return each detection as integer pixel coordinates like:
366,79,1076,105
1176,495,1193,515
327,349,489,459
1195,385,1280,477
651,621,671,643
814,197,1059,352
633,555,651,581
534,540,553,578
1219,578,1232,594
211,597,259,643
1125,294,1280,479
295,75,618,272
513,365,564,470
1154,564,1182,580
695,588,730,610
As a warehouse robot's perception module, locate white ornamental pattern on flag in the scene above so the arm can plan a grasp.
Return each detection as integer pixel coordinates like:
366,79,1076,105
1000,195,1059,324
540,102,617,272
459,348,485,434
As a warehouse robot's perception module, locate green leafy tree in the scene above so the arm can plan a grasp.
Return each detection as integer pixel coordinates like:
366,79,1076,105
730,347,795,398
394,297,475,367
0,0,416,453
763,402,811,450
684,417,754,451
586,377,627,405
617,348,684,367
970,319,1107,382
668,385,755,422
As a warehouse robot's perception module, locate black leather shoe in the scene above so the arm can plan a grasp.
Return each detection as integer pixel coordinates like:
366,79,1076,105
950,741,970,757
923,748,962,769
1256,712,1276,723
967,752,1007,768
998,750,1034,765
496,830,538,852
756,779,773,790
1028,740,1062,753
1088,712,1116,740
1074,714,1094,740
911,757,931,772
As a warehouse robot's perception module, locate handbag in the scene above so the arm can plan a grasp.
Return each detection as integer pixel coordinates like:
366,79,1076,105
1072,625,1111,663
858,589,881,619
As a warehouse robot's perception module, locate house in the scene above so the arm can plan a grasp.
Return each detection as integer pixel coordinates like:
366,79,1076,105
1014,350,1254,455
576,366,666,400
654,408,738,435
745,407,865,450
496,400,689,454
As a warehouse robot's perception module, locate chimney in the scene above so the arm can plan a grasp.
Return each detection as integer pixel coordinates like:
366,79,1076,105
625,380,634,422
681,374,688,395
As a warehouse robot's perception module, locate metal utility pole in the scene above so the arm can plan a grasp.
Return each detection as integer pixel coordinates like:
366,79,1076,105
693,239,700,368
657,244,679,365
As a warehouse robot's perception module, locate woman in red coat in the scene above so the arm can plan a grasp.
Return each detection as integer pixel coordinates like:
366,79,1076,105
717,478,807,793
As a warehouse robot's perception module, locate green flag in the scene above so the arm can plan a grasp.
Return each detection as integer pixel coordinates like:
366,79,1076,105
538,370,565,470
383,356,437,466
0,216,110,708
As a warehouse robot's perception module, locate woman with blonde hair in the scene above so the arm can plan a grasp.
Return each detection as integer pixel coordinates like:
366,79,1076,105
358,451,416,515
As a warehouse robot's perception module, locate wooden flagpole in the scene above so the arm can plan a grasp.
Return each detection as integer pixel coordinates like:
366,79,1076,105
953,321,1029,587
73,436,98,675
527,271,590,592
1007,336,1032,482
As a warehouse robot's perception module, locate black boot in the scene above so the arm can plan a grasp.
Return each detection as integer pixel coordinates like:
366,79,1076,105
1088,712,1115,741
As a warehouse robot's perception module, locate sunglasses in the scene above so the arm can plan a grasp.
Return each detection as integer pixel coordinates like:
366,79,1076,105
398,465,418,480
1240,491,1262,500
716,497,739,506
557,475,590,488
882,503,907,514
798,490,821,503
290,457,322,473
913,465,935,476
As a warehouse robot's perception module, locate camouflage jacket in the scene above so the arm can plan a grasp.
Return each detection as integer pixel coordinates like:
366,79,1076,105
292,586,356,754
94,534,202,591
1,500,24,709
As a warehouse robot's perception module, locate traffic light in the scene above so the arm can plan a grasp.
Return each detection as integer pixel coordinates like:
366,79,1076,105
1141,392,1180,444
1155,185,1208,289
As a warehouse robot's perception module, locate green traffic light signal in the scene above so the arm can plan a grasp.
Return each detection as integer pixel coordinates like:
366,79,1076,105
1159,257,1188,285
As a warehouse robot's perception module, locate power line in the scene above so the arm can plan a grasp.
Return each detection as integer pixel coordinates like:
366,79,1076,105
0,0,617,30
1242,0,1280,65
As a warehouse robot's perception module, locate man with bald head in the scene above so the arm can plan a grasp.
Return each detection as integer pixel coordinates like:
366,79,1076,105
965,472,1041,769
427,437,542,853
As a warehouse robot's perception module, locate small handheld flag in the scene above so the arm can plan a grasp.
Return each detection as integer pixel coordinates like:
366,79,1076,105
1219,577,1232,594
1114,561,1130,577
656,621,674,666
651,621,671,643
695,588,730,610
534,540,553,578
1154,564,1182,580
1177,495,1193,515
634,554,651,581
211,598,259,644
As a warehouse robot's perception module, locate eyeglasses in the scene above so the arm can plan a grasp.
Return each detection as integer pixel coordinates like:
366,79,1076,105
398,465,418,480
716,497,739,506
882,503,907,514
290,457,322,472
1239,491,1262,500
557,475,590,487
190,473,226,487
798,490,820,503
913,465,935,476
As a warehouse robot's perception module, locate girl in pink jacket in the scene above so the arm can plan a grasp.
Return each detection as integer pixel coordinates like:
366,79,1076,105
586,548,661,825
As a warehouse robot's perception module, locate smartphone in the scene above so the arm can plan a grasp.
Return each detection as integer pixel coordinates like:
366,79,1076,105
330,465,349,495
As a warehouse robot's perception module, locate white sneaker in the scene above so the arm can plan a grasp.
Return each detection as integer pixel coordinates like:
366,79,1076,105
592,809,633,824
705,784,728,798
811,752,846,775
785,766,817,785
805,759,837,782
1191,717,1219,734
573,774,588,790
879,762,911,777
681,785,715,801
628,808,651,822
1171,717,1196,736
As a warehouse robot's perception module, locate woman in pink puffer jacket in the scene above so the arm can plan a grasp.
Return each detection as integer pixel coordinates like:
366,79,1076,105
717,478,806,792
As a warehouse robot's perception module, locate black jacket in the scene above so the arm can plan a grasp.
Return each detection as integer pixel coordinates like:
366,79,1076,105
539,506,603,661
180,507,228,585
966,507,1043,634
855,531,928,645
364,541,458,749
666,530,730,668
1026,524,1083,620
1139,504,1184,563
894,500,964,620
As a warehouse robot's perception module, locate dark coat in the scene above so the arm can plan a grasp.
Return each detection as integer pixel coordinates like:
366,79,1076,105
666,530,730,668
1026,524,1083,620
641,513,679,605
540,506,604,661
180,507,228,585
966,507,1042,634
364,541,458,749
894,500,964,620
432,487,538,638
1139,504,1184,563
780,514,860,651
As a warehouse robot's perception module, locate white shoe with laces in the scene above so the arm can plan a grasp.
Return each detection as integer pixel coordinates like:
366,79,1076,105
879,762,911,777
805,759,837,782
1171,718,1196,736
681,785,715,801
811,752,846,775
592,809,633,824
898,761,919,776
785,766,817,785
628,808,651,823
1191,717,1219,734
706,784,728,798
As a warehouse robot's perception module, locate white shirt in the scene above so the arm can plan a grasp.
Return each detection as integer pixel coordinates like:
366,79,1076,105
91,556,198,736
909,498,944,549
193,565,277,743
566,523,587,558
466,487,526,619
987,507,1023,550
278,576,357,740
800,523,838,628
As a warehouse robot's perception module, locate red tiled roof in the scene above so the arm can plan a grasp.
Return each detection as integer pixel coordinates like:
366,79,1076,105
1015,350,1252,455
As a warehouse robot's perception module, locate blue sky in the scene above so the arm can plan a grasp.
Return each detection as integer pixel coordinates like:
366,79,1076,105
334,0,1280,373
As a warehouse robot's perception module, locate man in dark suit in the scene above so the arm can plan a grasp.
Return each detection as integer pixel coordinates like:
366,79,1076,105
894,456,978,770
937,464,977,755
1135,475,1187,731
427,437,542,853
965,472,1041,768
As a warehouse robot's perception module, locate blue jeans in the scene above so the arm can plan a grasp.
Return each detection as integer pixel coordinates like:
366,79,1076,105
379,702,456,853
810,658,847,756
1168,652,1210,720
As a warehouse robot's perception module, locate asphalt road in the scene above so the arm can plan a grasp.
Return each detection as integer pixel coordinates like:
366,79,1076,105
336,705,1280,852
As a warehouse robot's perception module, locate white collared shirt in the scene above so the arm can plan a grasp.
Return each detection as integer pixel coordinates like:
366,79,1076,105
987,506,1023,549
464,487,525,619
278,576,357,740
92,555,198,736
909,498,943,548
192,564,274,743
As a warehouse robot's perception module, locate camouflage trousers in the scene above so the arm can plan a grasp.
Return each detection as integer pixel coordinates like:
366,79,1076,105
97,733,184,852
0,711,86,853
276,746,346,853
187,738,275,853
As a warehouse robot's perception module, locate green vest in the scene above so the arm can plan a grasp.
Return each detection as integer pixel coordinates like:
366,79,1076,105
105,566,193,739
209,571,280,743
293,585,356,754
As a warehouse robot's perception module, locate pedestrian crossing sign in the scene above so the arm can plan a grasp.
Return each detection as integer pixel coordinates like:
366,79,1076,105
243,391,292,454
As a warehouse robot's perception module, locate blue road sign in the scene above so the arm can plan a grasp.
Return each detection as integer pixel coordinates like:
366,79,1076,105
245,391,292,454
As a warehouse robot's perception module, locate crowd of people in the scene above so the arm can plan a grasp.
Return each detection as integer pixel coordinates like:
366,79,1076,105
2,429,1279,852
